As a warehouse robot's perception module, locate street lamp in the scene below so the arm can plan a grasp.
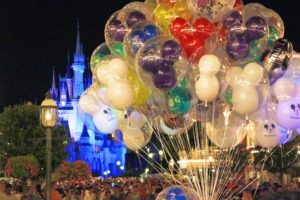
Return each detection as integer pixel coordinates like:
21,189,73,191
40,92,57,200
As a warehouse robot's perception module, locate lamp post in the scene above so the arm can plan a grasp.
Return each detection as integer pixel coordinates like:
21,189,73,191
40,92,57,200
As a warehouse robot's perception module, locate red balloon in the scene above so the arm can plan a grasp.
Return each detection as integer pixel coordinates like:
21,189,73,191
170,17,214,57
234,0,244,8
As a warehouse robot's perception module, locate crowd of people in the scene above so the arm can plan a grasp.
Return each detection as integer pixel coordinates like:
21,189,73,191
0,176,299,200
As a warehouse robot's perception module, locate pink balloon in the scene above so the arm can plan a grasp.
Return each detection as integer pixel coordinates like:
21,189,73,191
275,98,300,130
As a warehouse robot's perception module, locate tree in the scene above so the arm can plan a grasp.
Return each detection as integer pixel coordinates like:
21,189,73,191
0,103,70,176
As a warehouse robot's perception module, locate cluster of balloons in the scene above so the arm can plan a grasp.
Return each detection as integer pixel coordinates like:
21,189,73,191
79,0,299,157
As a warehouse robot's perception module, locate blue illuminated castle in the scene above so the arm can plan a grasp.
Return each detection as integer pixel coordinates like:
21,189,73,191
49,20,126,177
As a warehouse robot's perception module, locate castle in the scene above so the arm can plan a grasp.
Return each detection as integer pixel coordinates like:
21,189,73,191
49,20,127,177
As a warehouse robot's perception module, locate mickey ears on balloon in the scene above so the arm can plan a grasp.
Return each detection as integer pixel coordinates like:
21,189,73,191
272,77,295,101
198,54,221,76
79,94,100,115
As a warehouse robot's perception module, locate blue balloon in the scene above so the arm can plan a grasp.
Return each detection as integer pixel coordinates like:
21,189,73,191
129,30,146,53
166,186,187,200
144,24,158,40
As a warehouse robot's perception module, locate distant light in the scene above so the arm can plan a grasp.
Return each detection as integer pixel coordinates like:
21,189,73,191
145,168,149,173
158,150,163,156
104,172,107,175
61,101,66,107
116,161,121,166
107,170,110,174
120,166,125,170
148,153,154,159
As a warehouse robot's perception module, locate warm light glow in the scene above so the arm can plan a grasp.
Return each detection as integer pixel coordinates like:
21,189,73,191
145,168,149,173
148,153,154,159
158,150,163,156
45,110,52,121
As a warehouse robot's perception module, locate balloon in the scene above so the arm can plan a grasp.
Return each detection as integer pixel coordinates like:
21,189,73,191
124,22,160,63
90,43,111,72
78,107,100,134
195,76,219,102
156,186,200,200
79,94,100,115
232,85,259,115
198,54,220,76
242,62,264,84
187,0,235,23
107,58,128,79
95,87,111,106
136,37,187,91
272,77,295,101
96,63,116,85
206,111,247,149
226,67,242,88
167,89,191,116
226,32,250,61
107,80,134,110
245,16,268,41
261,38,293,84
123,124,152,151
105,8,152,57
93,104,119,134
170,17,214,58
278,127,297,145
127,68,150,106
275,98,300,130
130,111,147,128
256,119,280,148
222,10,243,29
152,65,177,90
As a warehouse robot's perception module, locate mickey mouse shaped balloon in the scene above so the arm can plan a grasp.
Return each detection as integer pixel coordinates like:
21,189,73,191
227,62,265,116
195,55,221,104
256,119,280,148
272,54,300,131
79,91,119,134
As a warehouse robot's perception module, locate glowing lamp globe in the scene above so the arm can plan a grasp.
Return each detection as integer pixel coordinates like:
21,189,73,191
40,93,58,128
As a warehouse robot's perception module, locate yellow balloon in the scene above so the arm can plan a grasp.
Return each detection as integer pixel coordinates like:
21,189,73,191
172,1,192,20
127,68,150,106
153,4,174,31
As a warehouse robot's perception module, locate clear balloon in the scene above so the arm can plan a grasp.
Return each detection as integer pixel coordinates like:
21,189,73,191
124,22,161,64
156,185,200,200
187,0,235,23
78,93,100,115
90,43,112,73
107,80,134,110
93,104,119,134
272,77,295,101
136,36,187,91
105,7,152,57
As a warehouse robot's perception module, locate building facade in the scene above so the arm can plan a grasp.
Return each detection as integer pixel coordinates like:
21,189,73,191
50,20,126,177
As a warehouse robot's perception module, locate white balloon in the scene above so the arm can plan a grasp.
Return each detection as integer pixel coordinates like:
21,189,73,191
226,67,242,88
123,127,146,151
242,62,263,84
195,76,219,102
96,63,116,86
108,58,128,79
79,94,100,115
232,85,259,115
275,98,300,130
294,81,300,99
272,77,295,100
198,54,220,76
107,80,134,110
96,87,111,106
256,120,280,148
92,104,119,134
130,111,147,128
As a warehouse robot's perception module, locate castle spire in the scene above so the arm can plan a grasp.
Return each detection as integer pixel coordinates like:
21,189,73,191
75,18,82,57
49,67,58,100
66,51,71,79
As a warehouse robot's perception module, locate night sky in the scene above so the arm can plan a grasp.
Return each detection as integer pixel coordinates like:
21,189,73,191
0,0,299,109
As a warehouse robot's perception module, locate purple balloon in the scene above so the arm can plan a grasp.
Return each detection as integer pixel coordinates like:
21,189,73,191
226,33,250,60
139,46,160,74
276,98,300,130
222,11,243,29
126,11,146,27
246,16,267,41
152,65,177,90
109,18,127,42
161,40,181,66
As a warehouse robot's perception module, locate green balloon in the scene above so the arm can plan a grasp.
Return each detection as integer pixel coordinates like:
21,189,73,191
112,42,125,57
267,26,279,46
167,79,191,115
249,40,262,62
90,43,111,71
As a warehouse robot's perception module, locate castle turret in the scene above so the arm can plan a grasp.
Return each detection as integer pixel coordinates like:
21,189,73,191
71,19,85,99
66,51,73,100
49,68,58,100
